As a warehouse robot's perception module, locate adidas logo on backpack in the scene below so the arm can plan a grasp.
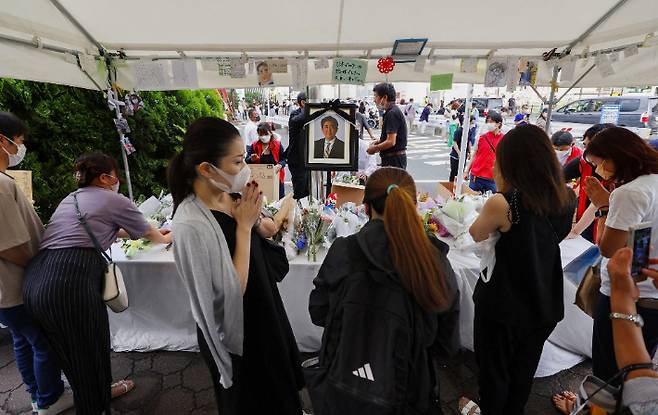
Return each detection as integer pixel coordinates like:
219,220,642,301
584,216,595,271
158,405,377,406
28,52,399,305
352,363,375,381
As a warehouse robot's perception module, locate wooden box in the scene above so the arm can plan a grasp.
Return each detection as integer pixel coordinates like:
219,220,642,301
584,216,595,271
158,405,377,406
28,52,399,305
249,164,280,202
437,180,480,200
331,182,365,208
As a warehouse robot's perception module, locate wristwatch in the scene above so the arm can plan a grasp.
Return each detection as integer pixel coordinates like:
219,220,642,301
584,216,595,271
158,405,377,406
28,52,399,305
609,312,644,328
595,207,609,218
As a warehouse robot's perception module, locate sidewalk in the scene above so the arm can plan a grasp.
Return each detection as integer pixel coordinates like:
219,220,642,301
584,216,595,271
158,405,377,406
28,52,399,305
1,327,599,415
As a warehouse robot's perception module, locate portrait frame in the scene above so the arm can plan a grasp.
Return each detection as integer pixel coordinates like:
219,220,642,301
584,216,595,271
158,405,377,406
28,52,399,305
303,102,358,172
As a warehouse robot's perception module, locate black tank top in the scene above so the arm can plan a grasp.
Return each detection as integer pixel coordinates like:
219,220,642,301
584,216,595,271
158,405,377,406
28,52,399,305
473,191,574,328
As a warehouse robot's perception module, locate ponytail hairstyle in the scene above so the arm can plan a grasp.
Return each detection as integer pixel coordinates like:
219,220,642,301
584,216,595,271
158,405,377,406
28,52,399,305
74,152,119,188
363,167,449,312
167,117,242,213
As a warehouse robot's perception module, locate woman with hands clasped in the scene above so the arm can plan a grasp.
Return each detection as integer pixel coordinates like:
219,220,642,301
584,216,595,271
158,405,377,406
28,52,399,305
577,127,658,386
169,117,303,415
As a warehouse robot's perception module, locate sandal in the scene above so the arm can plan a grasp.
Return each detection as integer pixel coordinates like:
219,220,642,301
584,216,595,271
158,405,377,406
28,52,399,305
111,379,135,399
552,391,577,415
459,397,481,415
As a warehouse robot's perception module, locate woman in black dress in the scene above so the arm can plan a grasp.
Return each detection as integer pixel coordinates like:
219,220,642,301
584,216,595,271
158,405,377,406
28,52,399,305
169,117,303,414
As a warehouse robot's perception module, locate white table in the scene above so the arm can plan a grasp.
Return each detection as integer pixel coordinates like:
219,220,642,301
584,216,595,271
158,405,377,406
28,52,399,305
108,237,593,377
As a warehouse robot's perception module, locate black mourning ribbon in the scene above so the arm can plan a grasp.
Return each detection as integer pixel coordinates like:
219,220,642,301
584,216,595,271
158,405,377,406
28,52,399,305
304,99,355,126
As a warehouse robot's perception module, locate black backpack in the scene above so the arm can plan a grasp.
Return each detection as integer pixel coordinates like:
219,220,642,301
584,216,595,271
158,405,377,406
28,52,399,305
305,237,436,415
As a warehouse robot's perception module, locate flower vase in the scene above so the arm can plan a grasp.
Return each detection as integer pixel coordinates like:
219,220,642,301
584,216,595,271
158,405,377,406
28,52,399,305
308,241,318,262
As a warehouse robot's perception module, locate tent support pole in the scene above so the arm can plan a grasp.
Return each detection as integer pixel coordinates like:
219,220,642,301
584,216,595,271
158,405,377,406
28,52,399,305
48,0,106,54
564,0,629,54
544,67,560,134
455,83,473,196
556,64,596,103
107,62,135,201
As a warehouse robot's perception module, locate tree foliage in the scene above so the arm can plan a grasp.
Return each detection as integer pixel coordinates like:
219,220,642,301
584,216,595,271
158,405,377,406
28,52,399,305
0,79,224,221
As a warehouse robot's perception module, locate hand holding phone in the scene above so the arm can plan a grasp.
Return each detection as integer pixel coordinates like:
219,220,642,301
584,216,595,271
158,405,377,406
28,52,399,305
627,223,652,282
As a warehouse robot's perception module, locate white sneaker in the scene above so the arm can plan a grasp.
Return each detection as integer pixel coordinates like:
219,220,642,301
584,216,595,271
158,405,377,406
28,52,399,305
38,389,74,415
31,400,38,413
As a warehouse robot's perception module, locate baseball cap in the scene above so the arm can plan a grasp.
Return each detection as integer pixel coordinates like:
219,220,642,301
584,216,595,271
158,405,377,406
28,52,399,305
551,130,574,146
514,113,526,122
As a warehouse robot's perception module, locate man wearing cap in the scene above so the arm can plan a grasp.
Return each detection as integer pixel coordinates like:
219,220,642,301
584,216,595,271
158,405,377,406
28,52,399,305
286,92,310,199
551,130,583,166
514,113,528,126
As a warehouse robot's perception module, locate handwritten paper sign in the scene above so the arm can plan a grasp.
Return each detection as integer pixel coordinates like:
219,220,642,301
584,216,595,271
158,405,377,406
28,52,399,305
133,60,170,90
172,59,199,89
430,73,453,91
230,58,246,78
6,170,33,203
460,58,478,73
315,57,330,70
289,58,308,91
332,58,367,85
266,59,288,73
600,104,620,125
249,165,279,202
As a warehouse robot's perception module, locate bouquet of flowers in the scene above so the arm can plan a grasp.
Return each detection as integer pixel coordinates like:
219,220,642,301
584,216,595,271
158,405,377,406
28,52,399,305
335,174,361,186
290,198,336,261
331,202,368,239
120,192,173,258
416,193,452,238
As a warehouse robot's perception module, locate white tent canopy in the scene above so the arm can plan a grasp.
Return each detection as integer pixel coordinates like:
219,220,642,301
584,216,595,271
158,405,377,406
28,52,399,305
1,0,658,90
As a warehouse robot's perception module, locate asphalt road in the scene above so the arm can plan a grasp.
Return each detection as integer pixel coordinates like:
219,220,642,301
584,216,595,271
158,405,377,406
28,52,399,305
241,121,453,197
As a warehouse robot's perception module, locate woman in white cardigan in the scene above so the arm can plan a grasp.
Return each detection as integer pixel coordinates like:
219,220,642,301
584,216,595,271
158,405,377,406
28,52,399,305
168,117,304,414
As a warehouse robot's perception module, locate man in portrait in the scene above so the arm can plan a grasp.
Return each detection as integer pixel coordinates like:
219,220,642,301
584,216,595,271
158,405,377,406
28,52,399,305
313,116,345,159
257,61,274,86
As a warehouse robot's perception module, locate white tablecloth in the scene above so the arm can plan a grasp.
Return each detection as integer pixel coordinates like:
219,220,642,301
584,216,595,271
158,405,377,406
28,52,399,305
108,237,593,377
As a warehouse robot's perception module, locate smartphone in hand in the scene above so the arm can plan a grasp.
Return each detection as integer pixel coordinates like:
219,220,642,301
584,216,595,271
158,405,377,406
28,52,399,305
628,222,652,282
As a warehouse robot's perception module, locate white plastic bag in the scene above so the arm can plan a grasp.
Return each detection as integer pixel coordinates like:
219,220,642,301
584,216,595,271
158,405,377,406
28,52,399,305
472,232,501,283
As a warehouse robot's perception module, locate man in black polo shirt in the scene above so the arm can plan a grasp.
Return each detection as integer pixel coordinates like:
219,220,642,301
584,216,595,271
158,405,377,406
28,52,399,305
285,92,309,199
367,83,408,169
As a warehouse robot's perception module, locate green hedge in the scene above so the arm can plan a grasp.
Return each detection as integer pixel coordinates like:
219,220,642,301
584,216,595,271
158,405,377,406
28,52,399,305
0,79,224,221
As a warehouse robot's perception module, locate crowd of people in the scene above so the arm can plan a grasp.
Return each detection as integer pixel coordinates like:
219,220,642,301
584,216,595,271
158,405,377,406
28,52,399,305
1,76,658,415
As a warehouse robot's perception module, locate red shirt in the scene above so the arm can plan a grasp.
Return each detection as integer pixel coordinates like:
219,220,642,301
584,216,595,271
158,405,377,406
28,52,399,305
566,146,583,165
471,131,503,179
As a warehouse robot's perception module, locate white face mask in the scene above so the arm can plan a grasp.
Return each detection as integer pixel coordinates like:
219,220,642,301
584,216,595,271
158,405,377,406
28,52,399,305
259,134,271,144
208,164,251,194
555,149,570,165
485,123,498,132
2,137,26,167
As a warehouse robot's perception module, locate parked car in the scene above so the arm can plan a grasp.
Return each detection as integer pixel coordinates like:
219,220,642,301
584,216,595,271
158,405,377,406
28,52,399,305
471,97,504,117
551,95,658,132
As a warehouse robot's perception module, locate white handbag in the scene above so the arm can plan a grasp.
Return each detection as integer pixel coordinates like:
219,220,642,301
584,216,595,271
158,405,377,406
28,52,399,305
73,192,129,313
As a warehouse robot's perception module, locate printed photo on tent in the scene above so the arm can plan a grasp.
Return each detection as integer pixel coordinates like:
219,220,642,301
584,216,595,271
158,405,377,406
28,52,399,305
256,61,275,86
518,59,538,86
484,58,509,88
304,103,358,171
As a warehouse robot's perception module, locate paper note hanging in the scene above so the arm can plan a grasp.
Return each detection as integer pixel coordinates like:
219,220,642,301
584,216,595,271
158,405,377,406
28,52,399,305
429,73,453,91
609,52,619,63
248,60,255,74
315,57,330,70
217,57,231,77
332,58,367,85
172,59,199,89
518,59,537,87
133,60,170,90
266,59,288,73
506,58,519,91
414,56,427,73
580,46,590,67
289,58,308,90
230,58,246,78
200,59,217,71
460,58,478,73
484,58,509,88
597,54,615,78
560,59,577,82
624,45,638,58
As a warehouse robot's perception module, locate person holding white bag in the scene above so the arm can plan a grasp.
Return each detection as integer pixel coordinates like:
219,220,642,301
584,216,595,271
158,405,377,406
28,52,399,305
460,124,575,414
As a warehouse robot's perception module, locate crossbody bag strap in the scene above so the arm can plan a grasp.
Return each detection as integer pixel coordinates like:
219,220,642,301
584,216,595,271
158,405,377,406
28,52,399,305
72,191,112,264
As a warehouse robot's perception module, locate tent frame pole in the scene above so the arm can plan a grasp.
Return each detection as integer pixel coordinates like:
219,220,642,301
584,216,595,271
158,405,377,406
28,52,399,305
48,0,106,54
455,84,473,196
563,0,629,54
544,67,560,134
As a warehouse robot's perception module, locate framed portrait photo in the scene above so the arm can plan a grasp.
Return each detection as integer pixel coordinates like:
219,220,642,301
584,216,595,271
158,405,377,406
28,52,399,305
304,102,358,171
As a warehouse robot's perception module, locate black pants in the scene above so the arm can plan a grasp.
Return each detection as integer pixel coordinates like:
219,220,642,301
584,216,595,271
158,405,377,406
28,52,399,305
288,163,309,199
474,311,555,415
449,157,459,182
381,154,407,169
23,248,112,415
197,326,243,414
592,293,658,385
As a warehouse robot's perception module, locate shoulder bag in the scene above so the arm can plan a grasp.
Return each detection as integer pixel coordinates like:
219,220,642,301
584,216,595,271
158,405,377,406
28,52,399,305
73,192,129,313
